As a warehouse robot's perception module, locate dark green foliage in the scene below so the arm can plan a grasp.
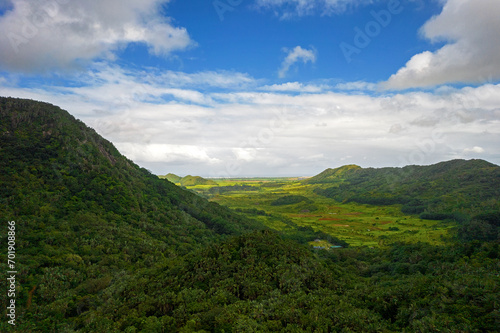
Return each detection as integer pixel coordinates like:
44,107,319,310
458,211,500,242
401,199,427,214
314,160,500,223
179,175,217,186
284,225,349,248
0,97,498,332
234,207,270,216
473,211,500,227
0,97,263,331
304,164,361,184
271,195,311,206
163,173,217,186
164,173,182,183
208,184,257,195
72,232,498,332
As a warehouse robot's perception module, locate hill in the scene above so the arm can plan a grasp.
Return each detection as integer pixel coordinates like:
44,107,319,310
313,160,500,220
179,175,217,186
0,97,263,330
161,174,217,186
0,97,498,332
164,173,182,183
303,164,361,184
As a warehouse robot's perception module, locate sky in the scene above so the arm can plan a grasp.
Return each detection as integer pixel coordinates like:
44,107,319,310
0,0,499,177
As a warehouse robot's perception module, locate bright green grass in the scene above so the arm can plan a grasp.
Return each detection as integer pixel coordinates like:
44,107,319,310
182,178,455,247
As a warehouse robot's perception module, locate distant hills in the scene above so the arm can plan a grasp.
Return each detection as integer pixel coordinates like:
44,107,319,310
312,159,500,219
0,97,263,330
164,172,182,183
0,97,498,332
304,164,361,184
162,173,218,186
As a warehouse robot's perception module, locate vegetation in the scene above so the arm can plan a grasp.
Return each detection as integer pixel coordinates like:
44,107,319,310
164,173,182,183
160,174,217,187
0,98,263,331
312,160,500,219
0,98,499,332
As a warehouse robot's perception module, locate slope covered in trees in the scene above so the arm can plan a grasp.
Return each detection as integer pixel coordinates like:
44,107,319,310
303,164,361,184
0,98,498,332
164,173,182,183
161,174,217,186
0,97,264,330
313,160,500,217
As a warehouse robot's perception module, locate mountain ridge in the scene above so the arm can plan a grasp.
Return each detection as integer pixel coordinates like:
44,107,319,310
312,159,500,218
1,97,498,332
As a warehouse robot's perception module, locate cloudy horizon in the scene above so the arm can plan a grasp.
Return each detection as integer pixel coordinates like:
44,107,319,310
1,0,499,177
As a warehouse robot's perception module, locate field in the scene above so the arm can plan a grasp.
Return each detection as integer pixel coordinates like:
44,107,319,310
181,178,456,248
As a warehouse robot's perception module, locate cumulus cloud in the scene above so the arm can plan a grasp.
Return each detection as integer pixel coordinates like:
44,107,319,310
260,81,328,93
278,46,316,78
335,81,377,91
0,0,193,72
154,70,255,90
463,146,485,154
115,143,221,164
384,0,500,89
254,0,375,18
1,65,499,176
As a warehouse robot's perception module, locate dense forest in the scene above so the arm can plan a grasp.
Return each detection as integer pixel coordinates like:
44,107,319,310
1,98,499,332
312,161,500,241
162,174,217,187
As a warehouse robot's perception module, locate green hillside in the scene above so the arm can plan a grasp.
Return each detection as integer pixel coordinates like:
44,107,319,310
161,174,218,186
164,173,182,183
314,160,500,219
303,164,361,184
0,98,498,332
0,97,263,331
180,175,217,186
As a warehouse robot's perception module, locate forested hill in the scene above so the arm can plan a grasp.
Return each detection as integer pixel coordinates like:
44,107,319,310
313,159,500,218
303,164,361,184
162,174,217,186
1,97,499,332
0,97,264,328
0,97,263,238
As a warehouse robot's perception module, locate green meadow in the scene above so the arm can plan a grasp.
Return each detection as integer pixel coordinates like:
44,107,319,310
183,178,455,248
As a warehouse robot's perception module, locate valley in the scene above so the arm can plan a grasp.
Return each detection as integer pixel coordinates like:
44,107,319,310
180,177,456,248
1,98,498,332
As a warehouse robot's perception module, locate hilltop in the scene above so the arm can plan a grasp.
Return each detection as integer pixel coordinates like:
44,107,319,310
0,97,498,332
162,173,217,186
303,164,361,184
313,159,500,219
179,175,218,186
0,97,263,330
164,172,182,183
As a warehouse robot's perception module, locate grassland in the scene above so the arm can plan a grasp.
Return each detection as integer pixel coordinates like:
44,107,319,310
181,177,455,248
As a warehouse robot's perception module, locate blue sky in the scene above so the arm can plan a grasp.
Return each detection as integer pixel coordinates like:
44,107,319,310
1,0,499,176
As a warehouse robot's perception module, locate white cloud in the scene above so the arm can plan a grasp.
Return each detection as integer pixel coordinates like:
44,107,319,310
0,0,193,72
384,0,500,89
335,81,377,91
115,143,221,164
153,70,256,90
278,46,317,78
1,64,499,176
463,146,485,154
254,0,375,18
261,82,328,93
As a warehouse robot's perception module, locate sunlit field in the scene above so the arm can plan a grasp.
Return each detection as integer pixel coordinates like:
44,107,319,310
184,178,455,248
